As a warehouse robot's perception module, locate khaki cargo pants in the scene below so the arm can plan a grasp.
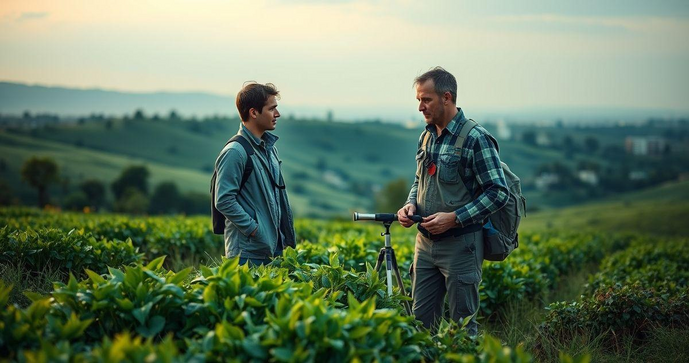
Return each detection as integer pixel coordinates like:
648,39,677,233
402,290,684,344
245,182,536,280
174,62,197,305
411,229,484,336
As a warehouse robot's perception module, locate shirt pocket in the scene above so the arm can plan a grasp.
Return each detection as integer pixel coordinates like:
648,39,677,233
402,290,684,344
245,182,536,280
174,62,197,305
438,152,461,184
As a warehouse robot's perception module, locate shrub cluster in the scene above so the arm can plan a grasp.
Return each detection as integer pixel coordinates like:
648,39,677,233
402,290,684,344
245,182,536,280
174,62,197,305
0,257,535,362
539,237,689,347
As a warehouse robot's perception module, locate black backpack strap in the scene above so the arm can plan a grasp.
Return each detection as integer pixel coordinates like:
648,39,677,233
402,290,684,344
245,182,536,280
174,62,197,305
228,135,255,190
210,134,256,234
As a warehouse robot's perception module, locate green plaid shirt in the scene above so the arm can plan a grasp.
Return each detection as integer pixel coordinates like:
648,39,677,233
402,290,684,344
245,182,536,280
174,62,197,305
407,108,509,227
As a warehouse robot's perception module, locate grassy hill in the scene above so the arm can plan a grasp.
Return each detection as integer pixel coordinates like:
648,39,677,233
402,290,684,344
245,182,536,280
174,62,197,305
1,116,672,217
521,180,689,236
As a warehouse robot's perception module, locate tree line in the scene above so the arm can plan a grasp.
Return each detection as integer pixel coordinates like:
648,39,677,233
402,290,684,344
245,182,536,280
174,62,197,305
3,156,209,215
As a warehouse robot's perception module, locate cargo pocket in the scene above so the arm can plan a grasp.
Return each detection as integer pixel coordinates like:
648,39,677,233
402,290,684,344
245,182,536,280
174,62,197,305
453,271,481,321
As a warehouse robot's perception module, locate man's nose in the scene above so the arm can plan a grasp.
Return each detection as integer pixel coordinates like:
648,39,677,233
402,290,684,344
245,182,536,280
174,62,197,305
275,109,280,118
418,102,425,112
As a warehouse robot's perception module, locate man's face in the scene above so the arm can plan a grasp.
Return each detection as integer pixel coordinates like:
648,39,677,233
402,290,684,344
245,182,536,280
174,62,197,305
253,95,280,132
416,80,444,125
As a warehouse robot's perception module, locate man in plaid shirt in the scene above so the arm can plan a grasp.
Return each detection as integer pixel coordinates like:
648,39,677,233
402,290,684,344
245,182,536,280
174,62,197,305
397,67,509,335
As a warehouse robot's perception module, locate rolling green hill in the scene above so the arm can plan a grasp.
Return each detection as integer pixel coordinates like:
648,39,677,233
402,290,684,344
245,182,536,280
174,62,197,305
2,116,677,218
521,180,689,236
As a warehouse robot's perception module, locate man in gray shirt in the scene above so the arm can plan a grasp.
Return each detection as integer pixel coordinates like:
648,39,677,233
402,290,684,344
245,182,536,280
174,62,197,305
213,82,296,266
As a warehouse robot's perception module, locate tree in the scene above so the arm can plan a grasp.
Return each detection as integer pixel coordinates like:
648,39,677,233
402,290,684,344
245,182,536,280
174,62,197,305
133,109,146,120
114,188,150,215
21,156,59,207
522,131,537,146
562,135,577,157
584,136,600,154
168,110,180,121
112,165,150,200
80,179,106,211
149,181,182,214
181,192,210,215
63,191,89,211
374,178,409,213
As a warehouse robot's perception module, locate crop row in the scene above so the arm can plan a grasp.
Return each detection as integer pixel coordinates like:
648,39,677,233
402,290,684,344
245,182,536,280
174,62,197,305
0,256,536,362
0,208,638,316
539,236,689,348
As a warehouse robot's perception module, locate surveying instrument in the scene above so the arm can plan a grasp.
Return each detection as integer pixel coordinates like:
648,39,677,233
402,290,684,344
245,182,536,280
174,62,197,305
353,212,423,315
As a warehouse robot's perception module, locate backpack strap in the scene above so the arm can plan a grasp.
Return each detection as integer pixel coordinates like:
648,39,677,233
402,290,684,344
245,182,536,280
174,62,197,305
228,135,255,190
420,129,431,152
454,119,478,149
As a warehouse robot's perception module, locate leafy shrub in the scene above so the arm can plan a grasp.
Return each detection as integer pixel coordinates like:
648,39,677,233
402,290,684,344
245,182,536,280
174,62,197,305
0,227,142,279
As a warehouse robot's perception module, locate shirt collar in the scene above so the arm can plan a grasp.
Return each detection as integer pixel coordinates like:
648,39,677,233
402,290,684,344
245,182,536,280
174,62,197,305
239,124,279,149
425,107,466,136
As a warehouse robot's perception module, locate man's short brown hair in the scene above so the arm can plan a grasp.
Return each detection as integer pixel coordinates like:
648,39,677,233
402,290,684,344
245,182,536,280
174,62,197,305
414,67,457,104
236,82,280,122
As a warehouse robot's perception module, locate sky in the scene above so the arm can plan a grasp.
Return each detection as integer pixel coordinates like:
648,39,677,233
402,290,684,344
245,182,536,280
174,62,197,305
1,0,688,122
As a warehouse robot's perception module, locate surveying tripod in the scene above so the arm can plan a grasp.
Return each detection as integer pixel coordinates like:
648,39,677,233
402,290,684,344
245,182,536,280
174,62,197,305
353,213,423,316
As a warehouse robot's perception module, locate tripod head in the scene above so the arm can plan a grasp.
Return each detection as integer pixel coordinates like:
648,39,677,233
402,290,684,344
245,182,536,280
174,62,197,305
353,212,423,223
353,212,423,237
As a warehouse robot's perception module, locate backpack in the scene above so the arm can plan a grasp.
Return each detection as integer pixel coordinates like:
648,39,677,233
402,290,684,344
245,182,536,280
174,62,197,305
455,119,526,261
210,135,254,235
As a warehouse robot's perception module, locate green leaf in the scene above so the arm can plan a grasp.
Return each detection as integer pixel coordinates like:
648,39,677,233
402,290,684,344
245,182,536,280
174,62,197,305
242,338,268,359
146,255,166,270
200,265,214,278
0,281,12,307
244,296,265,308
116,298,134,311
60,313,93,339
348,326,372,339
272,347,294,362
146,315,166,337
132,302,153,325
168,267,193,285
329,253,340,269
85,269,105,285
23,291,47,302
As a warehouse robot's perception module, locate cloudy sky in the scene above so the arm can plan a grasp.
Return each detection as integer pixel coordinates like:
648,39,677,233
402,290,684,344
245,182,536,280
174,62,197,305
1,0,688,121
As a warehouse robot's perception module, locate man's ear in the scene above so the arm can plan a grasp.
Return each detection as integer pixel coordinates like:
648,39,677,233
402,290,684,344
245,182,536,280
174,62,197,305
249,108,258,119
443,92,453,105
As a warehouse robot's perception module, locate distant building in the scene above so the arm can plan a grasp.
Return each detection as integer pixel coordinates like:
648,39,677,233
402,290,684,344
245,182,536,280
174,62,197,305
496,119,512,140
536,132,551,147
625,136,666,156
535,173,559,190
629,170,649,181
578,170,599,186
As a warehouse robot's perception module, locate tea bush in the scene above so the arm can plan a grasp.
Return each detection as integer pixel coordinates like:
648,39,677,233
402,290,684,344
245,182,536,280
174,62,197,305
540,237,689,348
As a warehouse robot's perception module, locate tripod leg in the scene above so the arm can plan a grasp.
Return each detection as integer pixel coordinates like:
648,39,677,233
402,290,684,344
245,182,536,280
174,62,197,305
389,248,413,316
374,247,385,272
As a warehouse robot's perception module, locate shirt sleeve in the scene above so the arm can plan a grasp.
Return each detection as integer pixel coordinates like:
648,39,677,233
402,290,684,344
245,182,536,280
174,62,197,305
214,147,259,236
454,131,509,227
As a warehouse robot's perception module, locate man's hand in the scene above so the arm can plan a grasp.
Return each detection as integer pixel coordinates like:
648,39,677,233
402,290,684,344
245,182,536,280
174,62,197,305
397,203,417,228
420,212,459,235
250,226,258,237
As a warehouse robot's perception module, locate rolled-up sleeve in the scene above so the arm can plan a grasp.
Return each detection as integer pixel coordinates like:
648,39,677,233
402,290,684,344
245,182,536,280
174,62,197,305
454,133,509,227
214,147,258,236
